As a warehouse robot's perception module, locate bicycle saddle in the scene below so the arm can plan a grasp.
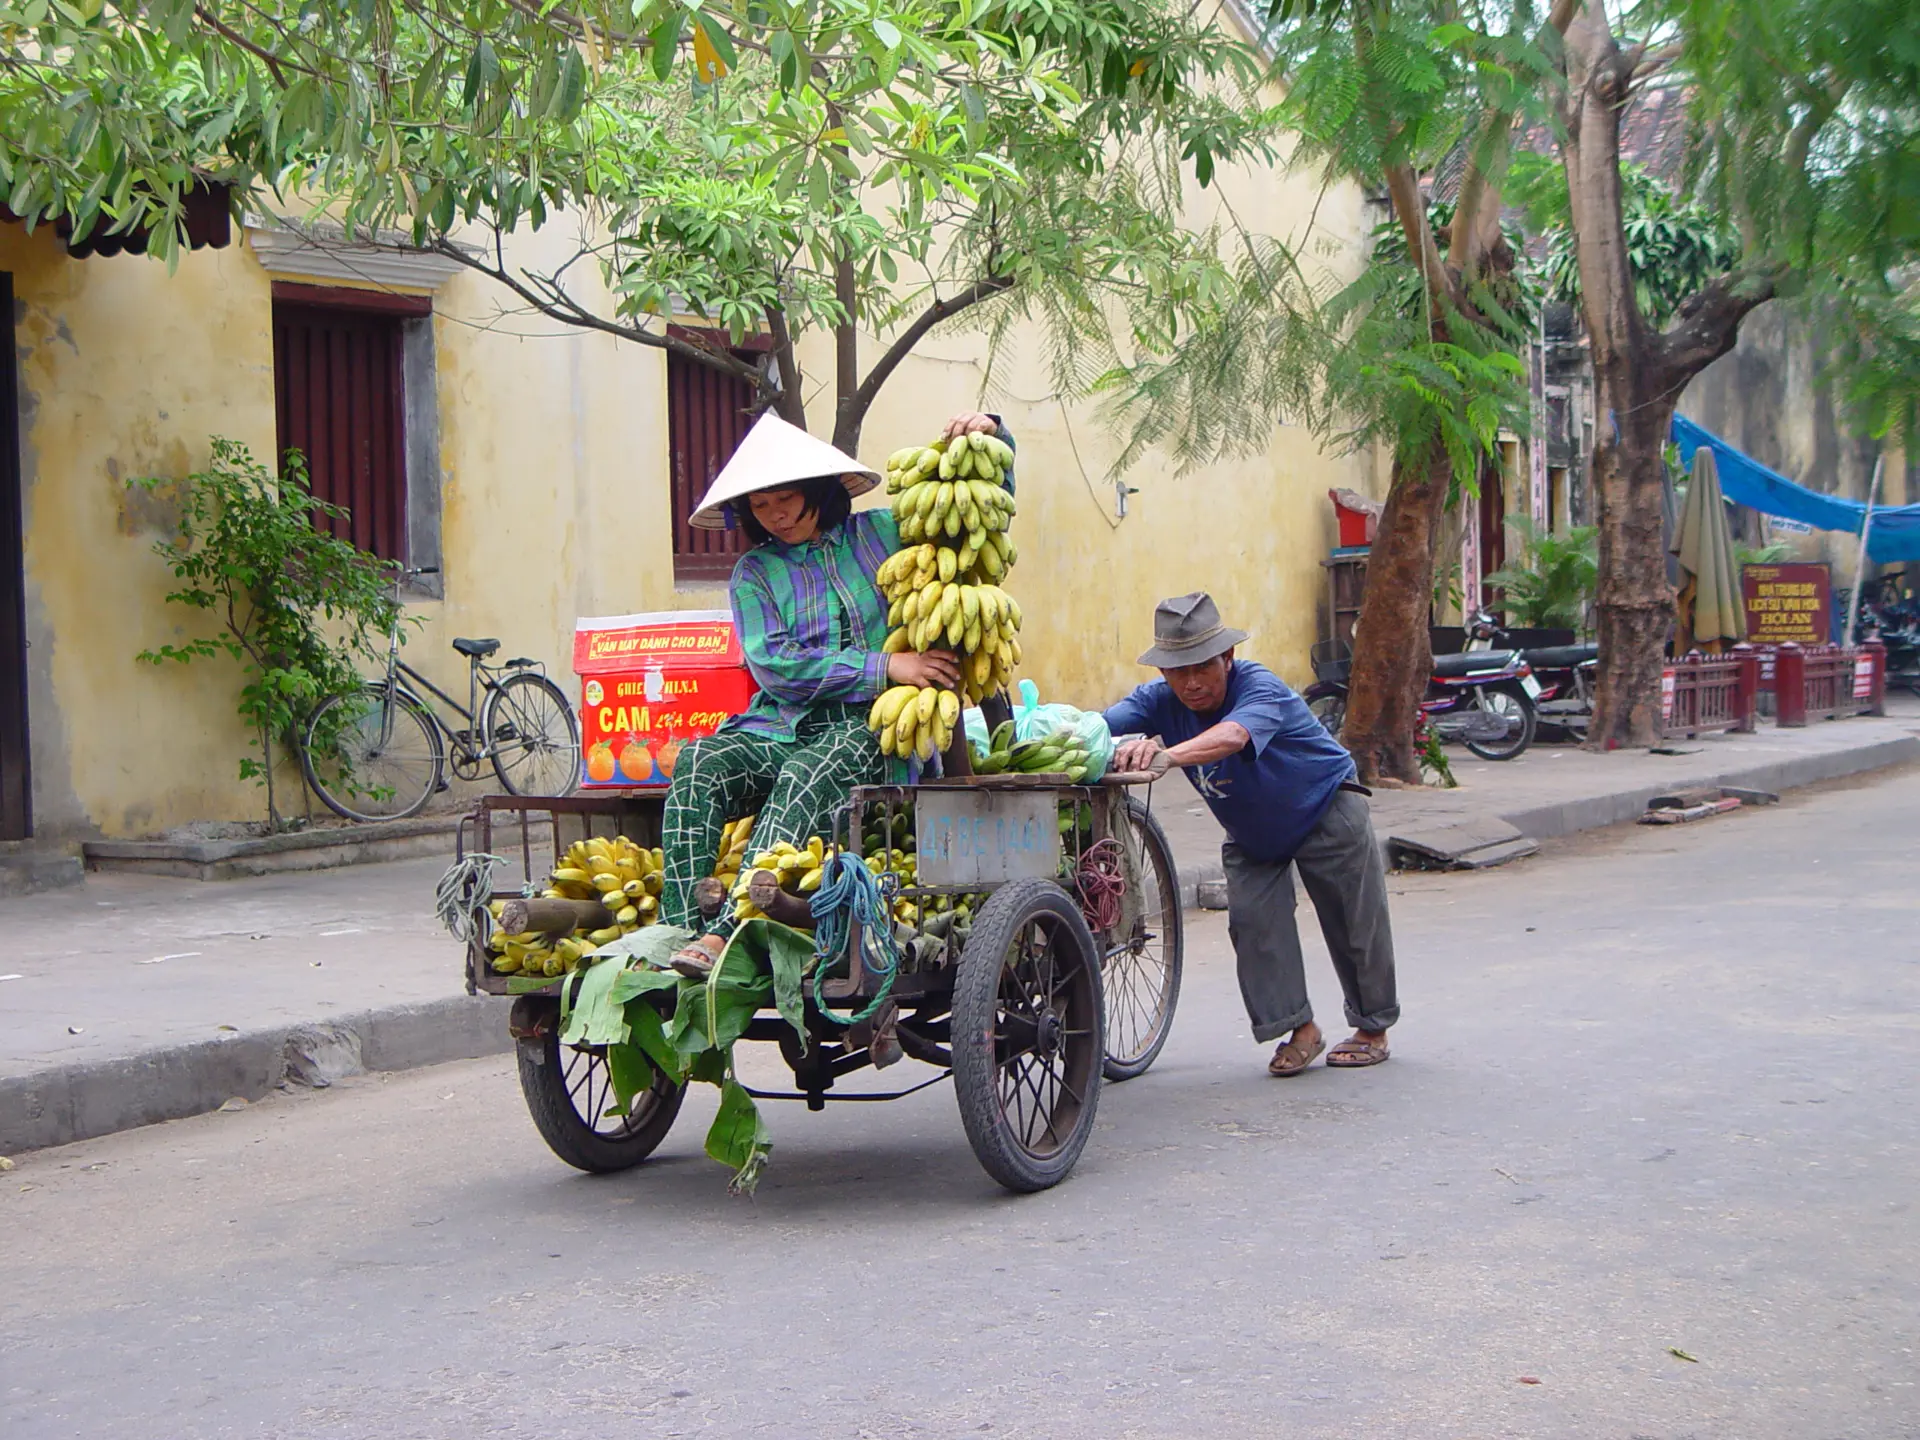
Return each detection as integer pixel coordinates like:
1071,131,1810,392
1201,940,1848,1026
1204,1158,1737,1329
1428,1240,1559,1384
453,637,501,659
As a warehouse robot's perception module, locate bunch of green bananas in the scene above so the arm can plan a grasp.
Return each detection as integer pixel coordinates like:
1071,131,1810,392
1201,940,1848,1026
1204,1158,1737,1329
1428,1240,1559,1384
969,722,1096,782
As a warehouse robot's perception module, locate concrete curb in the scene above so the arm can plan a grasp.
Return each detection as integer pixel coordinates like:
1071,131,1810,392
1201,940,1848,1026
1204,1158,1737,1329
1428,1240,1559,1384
1496,735,1920,842
13,733,1915,1155
1,995,513,1155
83,812,553,882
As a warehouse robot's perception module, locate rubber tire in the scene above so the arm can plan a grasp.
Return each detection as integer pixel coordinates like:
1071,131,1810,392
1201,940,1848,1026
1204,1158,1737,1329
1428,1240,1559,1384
1101,798,1184,1081
485,672,581,797
1463,684,1537,762
299,683,443,822
1305,688,1347,740
516,1023,685,1174
952,878,1105,1193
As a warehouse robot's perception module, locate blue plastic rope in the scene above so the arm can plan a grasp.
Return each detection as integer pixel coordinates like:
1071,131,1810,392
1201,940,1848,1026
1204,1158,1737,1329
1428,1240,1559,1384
808,850,900,1025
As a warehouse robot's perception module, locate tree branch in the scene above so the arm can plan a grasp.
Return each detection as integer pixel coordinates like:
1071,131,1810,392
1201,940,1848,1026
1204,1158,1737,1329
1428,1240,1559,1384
849,275,1018,423
432,237,764,386
1382,160,1458,325
833,254,858,439
193,6,295,87
764,305,807,428
1655,264,1781,383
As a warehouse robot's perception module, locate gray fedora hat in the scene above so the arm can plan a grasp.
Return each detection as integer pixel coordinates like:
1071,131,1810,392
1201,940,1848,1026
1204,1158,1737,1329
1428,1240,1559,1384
1137,591,1250,668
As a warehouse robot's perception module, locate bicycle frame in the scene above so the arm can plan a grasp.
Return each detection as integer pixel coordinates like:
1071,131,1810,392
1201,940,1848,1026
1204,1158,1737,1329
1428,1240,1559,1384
366,568,539,763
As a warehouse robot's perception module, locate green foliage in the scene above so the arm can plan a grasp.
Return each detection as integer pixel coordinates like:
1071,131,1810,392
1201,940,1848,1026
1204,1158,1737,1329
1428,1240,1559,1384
0,0,1282,443
1105,0,1546,487
1734,539,1794,568
557,919,817,1193
133,440,400,827
1509,155,1741,329
1483,515,1599,632
1414,713,1457,788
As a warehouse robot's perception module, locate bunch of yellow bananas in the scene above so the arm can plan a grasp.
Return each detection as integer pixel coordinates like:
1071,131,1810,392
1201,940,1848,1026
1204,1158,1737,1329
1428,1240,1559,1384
864,428,1026,747
874,547,1025,699
711,813,755,895
486,834,663,978
730,836,830,922
867,681,963,762
884,433,1019,570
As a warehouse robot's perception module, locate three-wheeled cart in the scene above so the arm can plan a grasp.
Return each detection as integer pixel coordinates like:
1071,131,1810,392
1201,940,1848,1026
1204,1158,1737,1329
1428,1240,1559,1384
456,773,1183,1192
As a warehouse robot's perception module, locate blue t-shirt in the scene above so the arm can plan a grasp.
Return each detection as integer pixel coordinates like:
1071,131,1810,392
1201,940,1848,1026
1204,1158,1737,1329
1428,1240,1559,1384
1103,660,1356,864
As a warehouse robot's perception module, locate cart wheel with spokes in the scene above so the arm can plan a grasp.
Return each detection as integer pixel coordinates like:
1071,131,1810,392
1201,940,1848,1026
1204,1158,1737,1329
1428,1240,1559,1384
514,1000,684,1173
1101,797,1184,1081
952,878,1105,1193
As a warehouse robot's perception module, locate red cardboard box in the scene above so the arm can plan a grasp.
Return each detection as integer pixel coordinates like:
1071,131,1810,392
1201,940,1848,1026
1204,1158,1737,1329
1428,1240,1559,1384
573,611,758,788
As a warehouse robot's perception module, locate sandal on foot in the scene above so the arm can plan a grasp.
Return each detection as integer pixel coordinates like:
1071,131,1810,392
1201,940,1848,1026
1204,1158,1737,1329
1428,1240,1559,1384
1326,1036,1390,1068
1268,1033,1326,1077
669,942,722,980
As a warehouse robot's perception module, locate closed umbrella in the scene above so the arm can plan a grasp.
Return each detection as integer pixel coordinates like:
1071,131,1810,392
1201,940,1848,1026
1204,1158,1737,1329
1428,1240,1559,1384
1672,446,1746,653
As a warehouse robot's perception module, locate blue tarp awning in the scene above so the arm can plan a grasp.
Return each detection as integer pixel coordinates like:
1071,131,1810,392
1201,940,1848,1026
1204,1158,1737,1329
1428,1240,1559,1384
1671,413,1920,564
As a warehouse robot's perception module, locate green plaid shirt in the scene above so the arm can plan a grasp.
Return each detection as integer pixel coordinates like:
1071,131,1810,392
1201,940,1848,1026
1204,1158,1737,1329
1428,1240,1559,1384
725,509,901,740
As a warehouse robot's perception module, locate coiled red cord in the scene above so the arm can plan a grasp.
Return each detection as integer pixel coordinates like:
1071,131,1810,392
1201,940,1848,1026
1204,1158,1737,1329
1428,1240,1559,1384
1074,837,1127,935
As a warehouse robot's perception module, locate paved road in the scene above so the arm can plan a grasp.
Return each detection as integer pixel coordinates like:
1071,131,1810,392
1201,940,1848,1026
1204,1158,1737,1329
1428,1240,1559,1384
7,769,1918,1439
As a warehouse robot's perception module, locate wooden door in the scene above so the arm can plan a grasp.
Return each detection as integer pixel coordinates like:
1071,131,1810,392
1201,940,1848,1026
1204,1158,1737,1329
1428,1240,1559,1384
0,274,32,839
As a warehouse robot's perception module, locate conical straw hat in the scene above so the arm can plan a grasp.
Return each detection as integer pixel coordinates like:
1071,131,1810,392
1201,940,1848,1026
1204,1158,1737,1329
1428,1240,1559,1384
689,412,881,530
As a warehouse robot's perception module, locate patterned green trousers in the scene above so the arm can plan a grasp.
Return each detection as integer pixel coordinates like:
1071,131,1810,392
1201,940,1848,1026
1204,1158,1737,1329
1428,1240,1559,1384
661,709,887,935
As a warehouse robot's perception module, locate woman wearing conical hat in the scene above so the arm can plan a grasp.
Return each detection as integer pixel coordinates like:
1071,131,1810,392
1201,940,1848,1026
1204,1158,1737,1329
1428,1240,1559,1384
662,409,1005,975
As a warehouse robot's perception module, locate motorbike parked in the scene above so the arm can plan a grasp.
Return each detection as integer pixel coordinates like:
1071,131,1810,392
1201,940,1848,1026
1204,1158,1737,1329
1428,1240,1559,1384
1464,609,1599,739
1845,581,1920,697
1304,644,1541,761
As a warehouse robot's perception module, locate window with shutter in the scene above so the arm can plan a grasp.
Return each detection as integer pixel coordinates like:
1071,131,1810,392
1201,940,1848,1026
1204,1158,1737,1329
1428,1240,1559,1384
272,288,422,563
667,332,761,584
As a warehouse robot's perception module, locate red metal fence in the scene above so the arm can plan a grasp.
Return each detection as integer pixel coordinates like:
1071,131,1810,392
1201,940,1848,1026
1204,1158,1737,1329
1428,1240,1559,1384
1662,648,1759,739
1774,641,1886,726
1662,642,1885,736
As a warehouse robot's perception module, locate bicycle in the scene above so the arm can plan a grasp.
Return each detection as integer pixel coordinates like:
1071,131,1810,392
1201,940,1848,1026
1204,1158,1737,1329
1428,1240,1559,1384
298,567,580,822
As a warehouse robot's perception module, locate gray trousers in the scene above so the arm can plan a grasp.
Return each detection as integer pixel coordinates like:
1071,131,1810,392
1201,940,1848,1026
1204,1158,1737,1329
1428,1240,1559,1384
1224,789,1399,1042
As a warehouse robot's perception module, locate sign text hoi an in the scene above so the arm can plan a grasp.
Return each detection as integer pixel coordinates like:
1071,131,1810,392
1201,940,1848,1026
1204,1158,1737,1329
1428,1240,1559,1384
1741,563,1832,647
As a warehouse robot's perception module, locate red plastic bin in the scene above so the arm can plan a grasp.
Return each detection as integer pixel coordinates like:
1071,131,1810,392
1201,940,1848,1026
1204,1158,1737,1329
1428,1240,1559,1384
1329,489,1378,547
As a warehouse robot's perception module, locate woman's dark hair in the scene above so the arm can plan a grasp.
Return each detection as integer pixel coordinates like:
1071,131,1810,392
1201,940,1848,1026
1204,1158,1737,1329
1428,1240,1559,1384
732,473,853,546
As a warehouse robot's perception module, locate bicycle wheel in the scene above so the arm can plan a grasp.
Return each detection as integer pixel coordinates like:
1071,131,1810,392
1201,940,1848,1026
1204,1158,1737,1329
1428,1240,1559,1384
300,683,443,822
484,673,581,797
1306,689,1347,739
1101,797,1184,1081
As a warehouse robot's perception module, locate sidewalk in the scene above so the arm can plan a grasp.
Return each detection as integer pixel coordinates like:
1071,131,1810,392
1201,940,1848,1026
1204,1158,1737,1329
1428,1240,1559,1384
5,700,1917,1155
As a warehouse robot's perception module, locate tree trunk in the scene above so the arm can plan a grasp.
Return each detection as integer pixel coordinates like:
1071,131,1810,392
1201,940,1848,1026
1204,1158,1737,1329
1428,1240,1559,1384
1561,2,1667,749
1341,442,1451,784
1558,0,1773,748
1586,391,1676,747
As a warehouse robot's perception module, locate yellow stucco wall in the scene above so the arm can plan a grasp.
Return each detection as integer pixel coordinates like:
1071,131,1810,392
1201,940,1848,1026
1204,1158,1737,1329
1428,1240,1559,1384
2,222,280,838
2,144,1380,836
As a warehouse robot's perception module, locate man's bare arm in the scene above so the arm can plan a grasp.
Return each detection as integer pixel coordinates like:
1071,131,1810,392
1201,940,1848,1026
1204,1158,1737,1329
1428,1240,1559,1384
1112,723,1250,773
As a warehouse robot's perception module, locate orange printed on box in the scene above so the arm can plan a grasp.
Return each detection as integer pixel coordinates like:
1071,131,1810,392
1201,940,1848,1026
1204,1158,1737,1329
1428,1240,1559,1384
573,611,758,788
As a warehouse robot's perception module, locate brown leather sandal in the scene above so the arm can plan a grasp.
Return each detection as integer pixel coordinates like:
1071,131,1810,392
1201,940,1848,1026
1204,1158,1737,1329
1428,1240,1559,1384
1268,1033,1325,1077
669,937,725,980
1326,1036,1390,1067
